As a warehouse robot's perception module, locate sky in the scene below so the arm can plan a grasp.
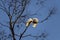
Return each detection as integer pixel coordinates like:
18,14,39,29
23,0,60,40
0,0,60,40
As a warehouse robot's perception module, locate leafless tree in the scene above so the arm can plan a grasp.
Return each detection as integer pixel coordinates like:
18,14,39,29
0,0,56,40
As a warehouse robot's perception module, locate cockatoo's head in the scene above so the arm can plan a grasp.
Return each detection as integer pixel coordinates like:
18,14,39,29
32,18,38,28
26,18,33,27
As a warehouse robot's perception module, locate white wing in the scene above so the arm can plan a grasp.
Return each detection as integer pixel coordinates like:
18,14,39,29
26,18,33,27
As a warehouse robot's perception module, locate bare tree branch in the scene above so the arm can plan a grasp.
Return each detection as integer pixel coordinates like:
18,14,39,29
13,0,28,28
0,22,9,27
0,0,11,18
40,7,56,23
19,26,29,40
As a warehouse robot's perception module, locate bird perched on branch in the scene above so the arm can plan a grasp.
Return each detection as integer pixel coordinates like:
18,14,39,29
26,18,38,28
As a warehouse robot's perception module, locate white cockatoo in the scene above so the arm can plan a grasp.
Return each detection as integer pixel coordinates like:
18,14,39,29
26,18,33,27
32,18,38,28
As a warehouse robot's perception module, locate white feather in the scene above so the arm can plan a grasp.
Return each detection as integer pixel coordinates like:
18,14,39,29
26,18,33,27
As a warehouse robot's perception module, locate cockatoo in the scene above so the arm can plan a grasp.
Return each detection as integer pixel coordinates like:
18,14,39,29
26,18,33,27
32,18,38,28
